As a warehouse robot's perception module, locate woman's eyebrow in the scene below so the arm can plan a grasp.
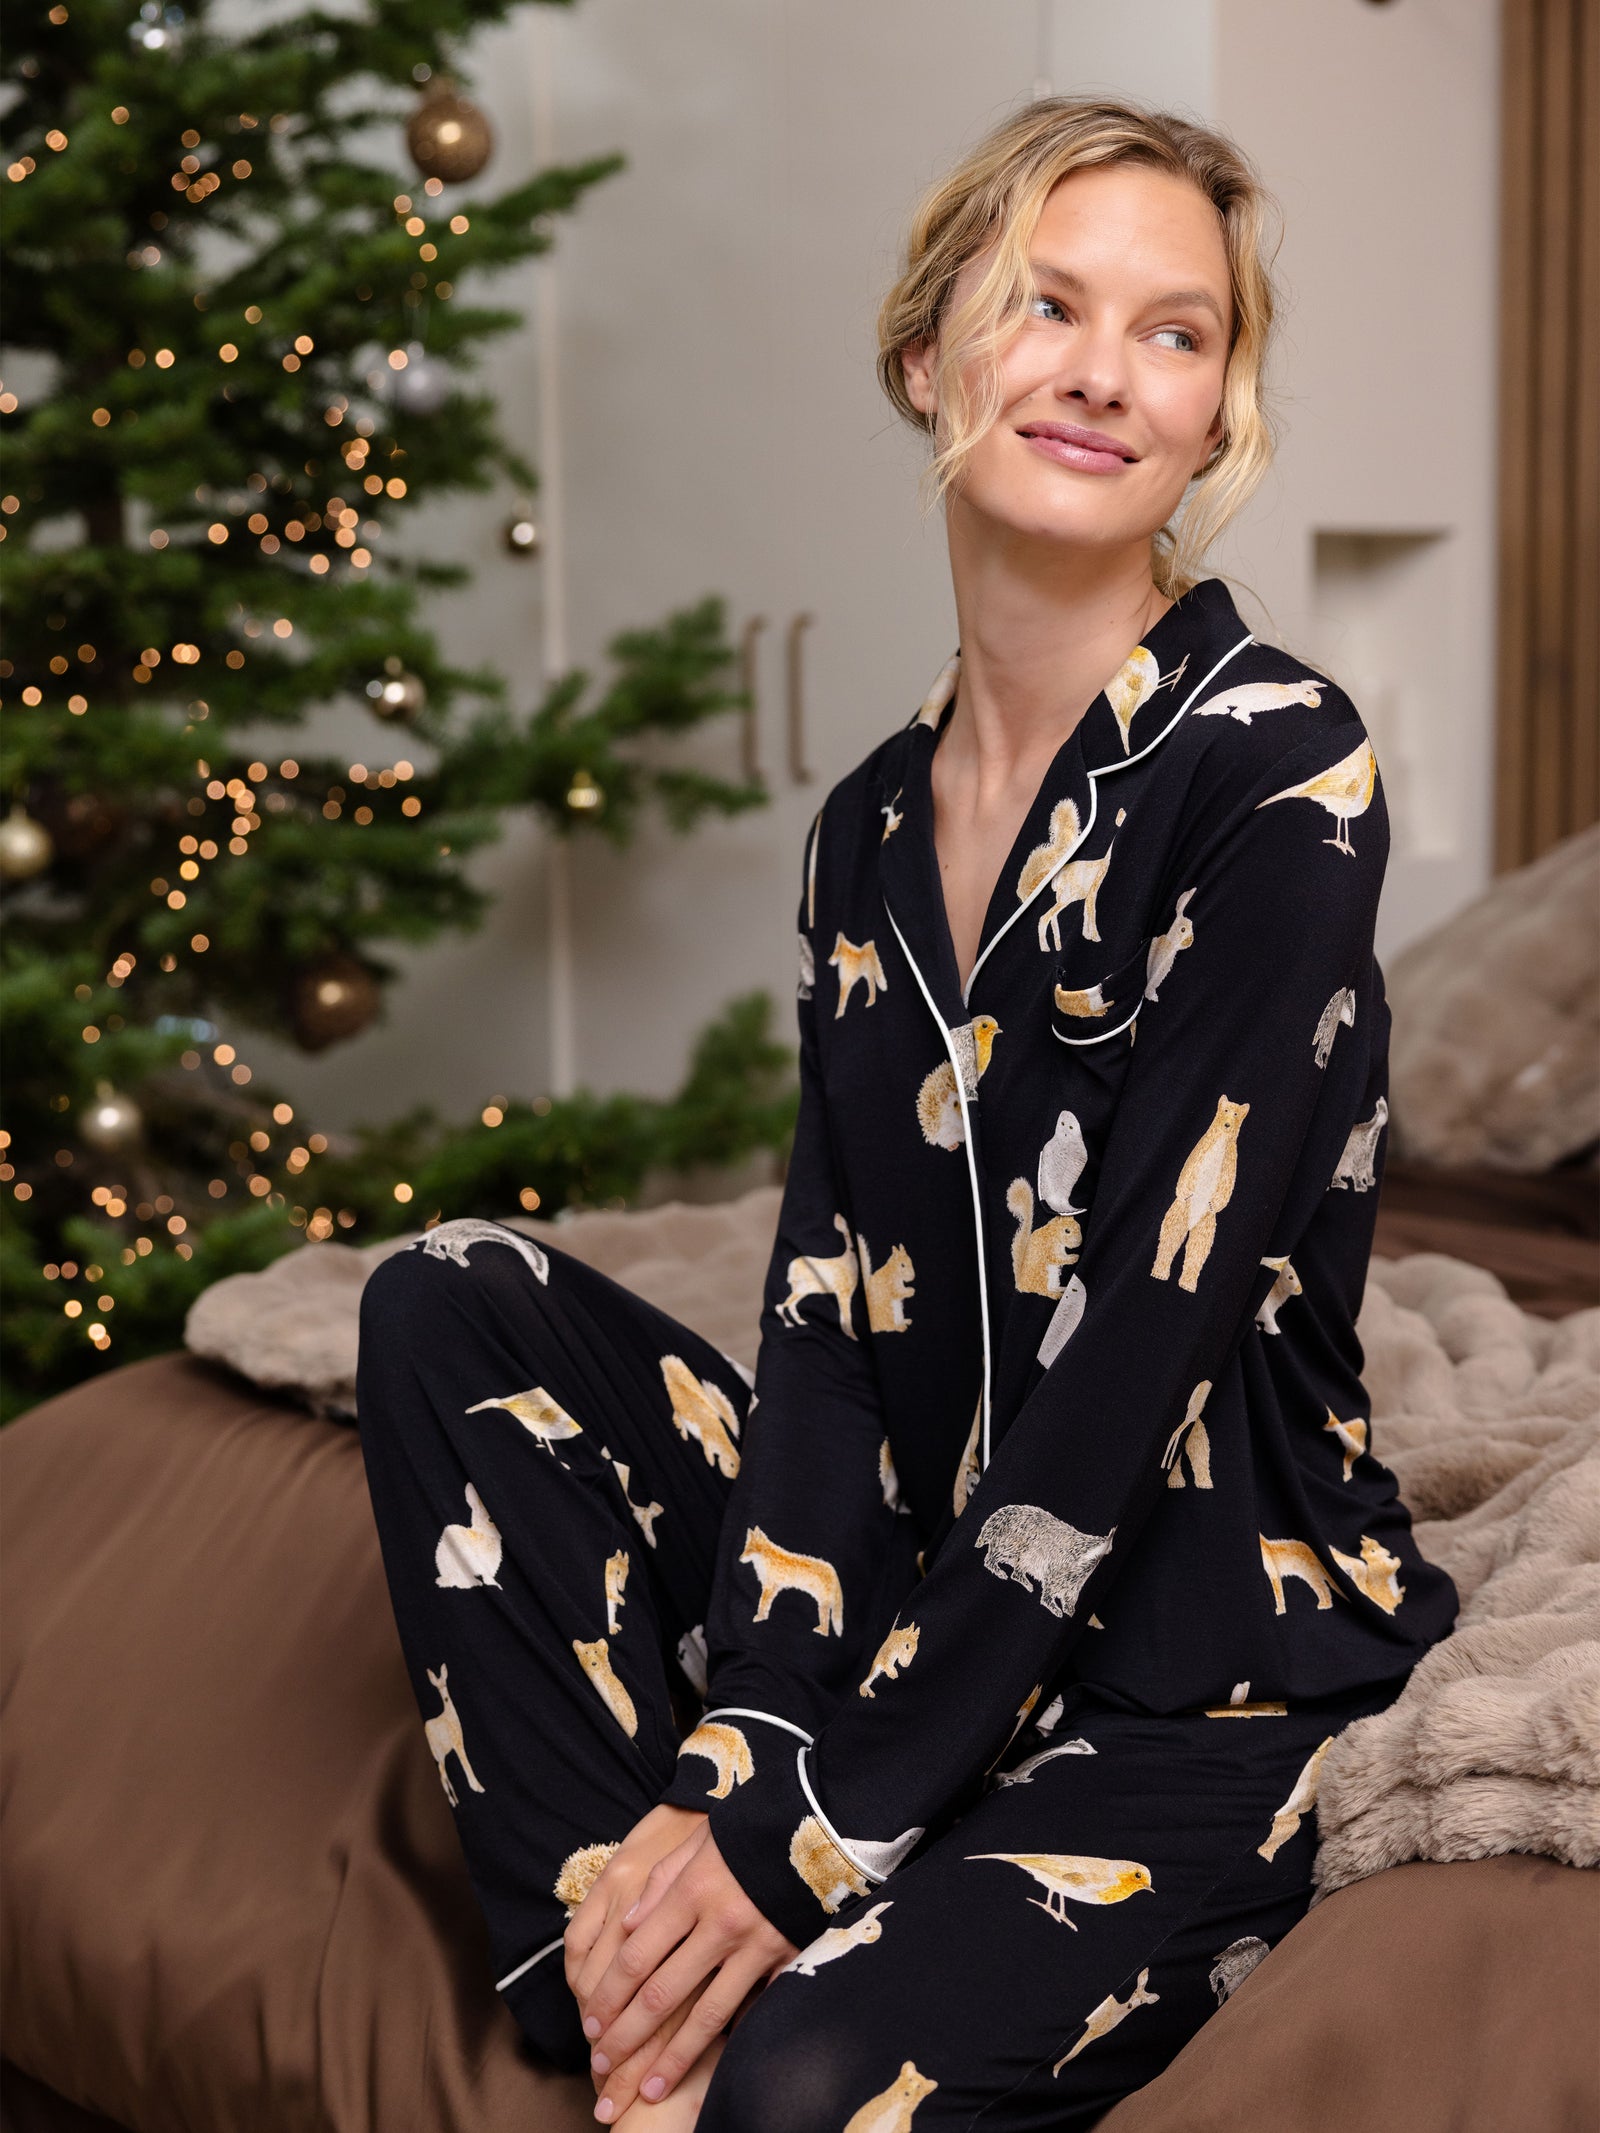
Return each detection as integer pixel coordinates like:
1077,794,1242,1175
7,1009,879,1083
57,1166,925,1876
1028,260,1225,326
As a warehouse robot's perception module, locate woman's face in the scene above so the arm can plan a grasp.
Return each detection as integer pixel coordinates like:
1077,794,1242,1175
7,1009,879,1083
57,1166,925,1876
902,161,1234,560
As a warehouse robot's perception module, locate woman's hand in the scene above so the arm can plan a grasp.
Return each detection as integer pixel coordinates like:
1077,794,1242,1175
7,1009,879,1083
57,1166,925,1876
580,1818,798,2121
564,1801,711,2078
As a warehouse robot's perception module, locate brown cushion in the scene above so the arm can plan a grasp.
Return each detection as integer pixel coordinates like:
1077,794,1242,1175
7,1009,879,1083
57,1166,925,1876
3,1352,1596,2132
0,1353,592,2133
1097,1851,1599,2133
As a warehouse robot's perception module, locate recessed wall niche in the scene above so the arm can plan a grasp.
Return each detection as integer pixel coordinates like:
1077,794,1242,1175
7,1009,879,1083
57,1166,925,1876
1308,530,1459,863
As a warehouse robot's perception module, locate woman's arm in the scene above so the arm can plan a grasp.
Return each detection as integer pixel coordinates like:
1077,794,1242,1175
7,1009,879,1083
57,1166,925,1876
655,804,911,1813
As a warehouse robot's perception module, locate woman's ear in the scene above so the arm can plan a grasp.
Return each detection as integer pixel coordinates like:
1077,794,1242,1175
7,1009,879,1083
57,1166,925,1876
900,337,938,421
1195,406,1227,476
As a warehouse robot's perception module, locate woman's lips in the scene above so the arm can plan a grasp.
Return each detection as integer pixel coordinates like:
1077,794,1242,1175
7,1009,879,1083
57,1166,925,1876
1018,429,1134,475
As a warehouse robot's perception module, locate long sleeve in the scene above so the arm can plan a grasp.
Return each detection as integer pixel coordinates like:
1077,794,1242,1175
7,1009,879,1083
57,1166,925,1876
656,813,918,1895
702,721,1392,1946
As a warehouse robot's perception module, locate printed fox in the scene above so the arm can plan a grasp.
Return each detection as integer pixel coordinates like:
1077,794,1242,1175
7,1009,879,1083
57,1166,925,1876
741,1525,845,1636
830,933,889,1017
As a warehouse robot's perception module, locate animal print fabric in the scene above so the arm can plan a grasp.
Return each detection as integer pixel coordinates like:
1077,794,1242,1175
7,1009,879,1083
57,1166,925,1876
353,1209,1403,2125
353,573,1460,2118
694,576,1457,1954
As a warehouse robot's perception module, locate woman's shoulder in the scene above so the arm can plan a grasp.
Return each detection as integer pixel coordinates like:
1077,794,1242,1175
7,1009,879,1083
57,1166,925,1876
1164,632,1380,821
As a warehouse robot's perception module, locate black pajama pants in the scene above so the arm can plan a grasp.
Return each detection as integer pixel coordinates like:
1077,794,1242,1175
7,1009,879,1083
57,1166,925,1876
355,1216,1402,2131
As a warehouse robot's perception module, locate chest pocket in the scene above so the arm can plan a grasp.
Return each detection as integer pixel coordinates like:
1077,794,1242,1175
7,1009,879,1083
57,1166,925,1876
1049,936,1155,1053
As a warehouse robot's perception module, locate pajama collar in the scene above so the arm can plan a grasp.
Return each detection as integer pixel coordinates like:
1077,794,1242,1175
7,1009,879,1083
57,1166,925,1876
874,575,1255,1032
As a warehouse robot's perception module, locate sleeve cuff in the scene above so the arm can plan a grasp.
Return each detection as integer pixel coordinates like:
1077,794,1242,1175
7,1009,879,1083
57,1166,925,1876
656,1707,814,1814
705,1737,889,1951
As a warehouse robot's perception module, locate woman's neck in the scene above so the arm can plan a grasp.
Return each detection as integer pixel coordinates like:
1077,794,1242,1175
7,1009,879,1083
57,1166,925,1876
941,513,1173,774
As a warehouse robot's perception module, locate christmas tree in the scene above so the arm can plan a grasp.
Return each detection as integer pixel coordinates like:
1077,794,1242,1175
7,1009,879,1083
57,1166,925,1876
0,0,793,1423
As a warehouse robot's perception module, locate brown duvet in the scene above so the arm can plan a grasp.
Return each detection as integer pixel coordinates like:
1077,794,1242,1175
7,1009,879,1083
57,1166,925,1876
1,1352,1594,2133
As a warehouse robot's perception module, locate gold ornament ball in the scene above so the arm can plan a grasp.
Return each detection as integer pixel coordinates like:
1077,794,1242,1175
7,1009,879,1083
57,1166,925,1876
565,767,604,814
79,1078,143,1152
290,952,383,1052
0,805,53,880
407,81,493,184
368,654,427,722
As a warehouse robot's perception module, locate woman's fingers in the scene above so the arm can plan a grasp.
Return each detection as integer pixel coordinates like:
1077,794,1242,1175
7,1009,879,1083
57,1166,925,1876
592,1940,757,2122
585,1909,720,2078
587,1981,706,2108
627,1950,768,2107
581,1873,698,2045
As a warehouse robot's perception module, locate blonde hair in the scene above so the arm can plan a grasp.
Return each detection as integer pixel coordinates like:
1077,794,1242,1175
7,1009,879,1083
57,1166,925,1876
876,96,1282,598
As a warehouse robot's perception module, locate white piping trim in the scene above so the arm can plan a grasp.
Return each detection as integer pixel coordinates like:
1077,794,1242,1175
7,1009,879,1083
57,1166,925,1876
496,1935,565,1991
697,1705,816,1745
794,1742,887,1886
884,900,994,1472
1052,1000,1143,1047
960,631,1256,1007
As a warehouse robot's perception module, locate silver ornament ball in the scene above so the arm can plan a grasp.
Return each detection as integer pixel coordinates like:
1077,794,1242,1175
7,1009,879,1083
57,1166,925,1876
0,806,53,881
80,1079,143,1153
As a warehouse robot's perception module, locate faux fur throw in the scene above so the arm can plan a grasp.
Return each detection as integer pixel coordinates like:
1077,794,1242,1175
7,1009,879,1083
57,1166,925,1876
1310,1252,1599,1896
183,1194,1599,1891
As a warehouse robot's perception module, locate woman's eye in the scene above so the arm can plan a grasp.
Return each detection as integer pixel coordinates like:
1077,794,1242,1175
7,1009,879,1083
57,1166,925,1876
1030,295,1067,322
1152,327,1198,352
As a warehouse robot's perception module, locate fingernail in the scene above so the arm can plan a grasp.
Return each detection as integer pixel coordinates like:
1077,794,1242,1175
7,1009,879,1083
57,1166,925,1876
623,1900,639,1921
583,2015,602,2039
594,2100,613,2123
591,2052,610,2075
642,2076,666,2101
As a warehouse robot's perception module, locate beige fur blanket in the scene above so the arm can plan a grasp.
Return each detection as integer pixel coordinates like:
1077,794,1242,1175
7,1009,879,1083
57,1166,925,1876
1311,1253,1599,1897
183,1194,1599,1892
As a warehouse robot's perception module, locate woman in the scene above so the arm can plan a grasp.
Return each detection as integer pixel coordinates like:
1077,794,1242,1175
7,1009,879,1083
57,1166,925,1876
356,96,1460,2130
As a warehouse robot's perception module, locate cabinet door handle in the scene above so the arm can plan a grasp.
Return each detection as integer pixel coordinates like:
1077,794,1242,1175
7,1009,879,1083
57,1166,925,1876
787,610,816,784
738,614,768,784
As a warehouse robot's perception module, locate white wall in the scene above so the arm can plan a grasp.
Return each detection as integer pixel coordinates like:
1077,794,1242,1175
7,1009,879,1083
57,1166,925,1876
1211,0,1501,959
250,0,1499,1136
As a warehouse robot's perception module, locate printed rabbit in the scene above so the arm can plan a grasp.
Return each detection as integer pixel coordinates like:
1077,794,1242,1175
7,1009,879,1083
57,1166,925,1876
434,1482,503,1588
779,1899,894,1977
